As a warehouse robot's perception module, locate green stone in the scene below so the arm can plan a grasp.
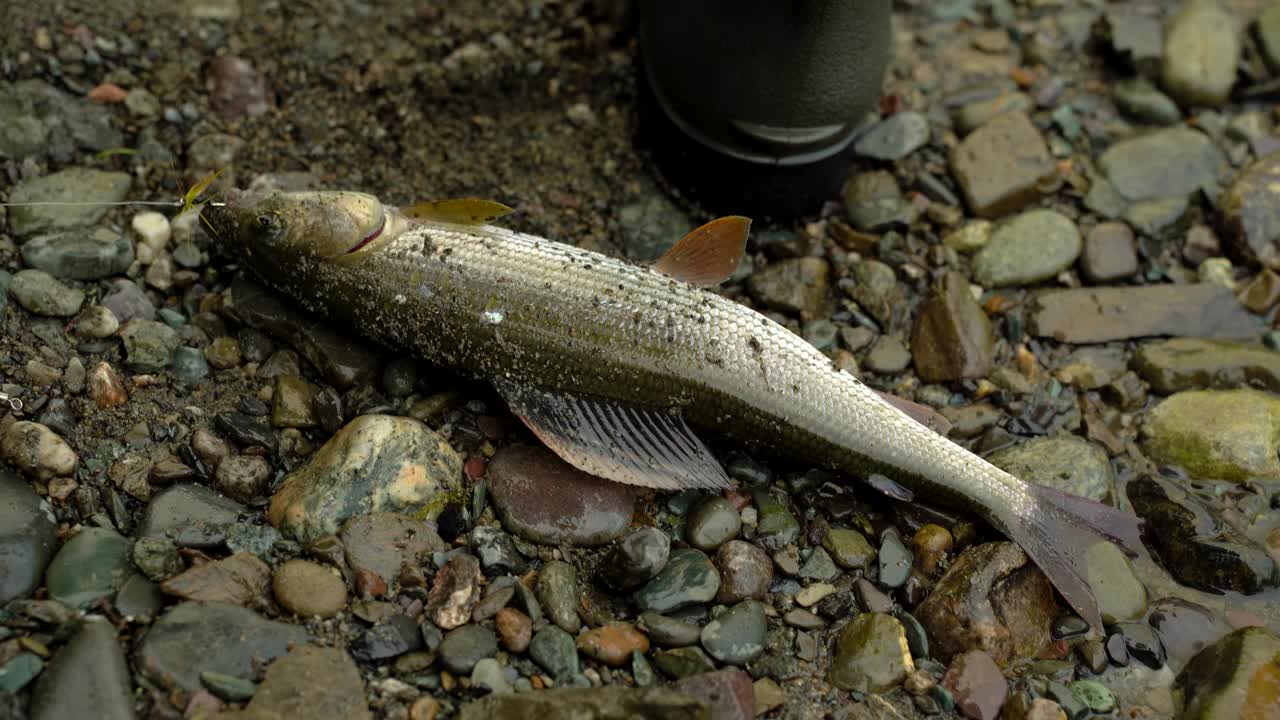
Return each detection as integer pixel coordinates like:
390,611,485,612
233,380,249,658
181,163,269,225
752,489,799,550
827,612,912,693
1085,542,1147,624
1133,338,1280,394
631,651,655,687
529,625,579,681
1048,680,1089,720
699,600,766,665
973,209,1081,287
201,671,257,702
0,652,42,692
684,496,741,552
986,435,1116,503
1098,127,1224,202
1142,389,1280,481
821,528,875,570
45,527,132,608
634,549,720,614
651,646,717,679
1069,680,1116,713
271,375,317,428
798,547,839,582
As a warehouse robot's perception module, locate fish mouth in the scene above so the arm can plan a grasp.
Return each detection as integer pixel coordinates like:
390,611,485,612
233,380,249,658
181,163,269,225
343,207,386,255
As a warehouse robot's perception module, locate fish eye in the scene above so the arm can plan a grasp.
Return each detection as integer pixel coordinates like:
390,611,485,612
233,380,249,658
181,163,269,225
256,214,275,227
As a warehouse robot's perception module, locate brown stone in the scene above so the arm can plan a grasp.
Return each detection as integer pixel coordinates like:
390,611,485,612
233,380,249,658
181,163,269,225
915,542,1057,665
159,552,271,606
1029,284,1258,343
273,559,348,618
87,361,127,409
942,650,1008,720
911,271,993,382
1080,222,1139,284
495,607,532,653
1222,151,1280,270
949,111,1057,218
576,623,650,667
673,669,754,720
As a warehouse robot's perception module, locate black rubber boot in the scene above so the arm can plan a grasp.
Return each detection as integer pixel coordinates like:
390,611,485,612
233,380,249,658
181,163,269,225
635,0,893,223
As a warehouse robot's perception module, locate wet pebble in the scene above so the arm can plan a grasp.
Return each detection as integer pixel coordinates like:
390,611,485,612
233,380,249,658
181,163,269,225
426,553,482,629
273,559,347,617
1097,126,1223,202
438,623,498,675
673,669,754,720
1068,680,1115,714
652,646,717,679
486,444,634,546
685,496,741,552
973,209,1081,287
864,335,912,374
878,529,912,589
1142,389,1280,481
120,319,179,372
639,612,703,647
1081,222,1138,283
714,540,772,602
1221,150,1280,270
949,111,1056,218
536,560,581,633
911,271,993,382
244,645,370,720
45,526,131,608
495,607,532,653
600,527,671,591
132,536,182,581
21,227,133,280
912,524,953,576
29,619,134,720
271,375,317,428
986,435,1115,502
139,483,244,546
87,361,128,408
855,111,929,160
530,625,579,681
843,171,914,232
635,548,721,614
470,525,527,576
1113,77,1182,125
352,613,422,662
828,612,913,692
799,547,840,582
577,623,650,667
943,650,1007,720
214,454,270,503
268,414,461,543
700,600,766,665
341,512,444,591
1161,0,1240,108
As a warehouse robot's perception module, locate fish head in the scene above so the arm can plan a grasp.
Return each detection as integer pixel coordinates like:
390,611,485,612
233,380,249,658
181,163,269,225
202,189,395,275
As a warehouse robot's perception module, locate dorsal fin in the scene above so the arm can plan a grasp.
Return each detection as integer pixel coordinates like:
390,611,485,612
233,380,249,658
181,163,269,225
400,198,514,225
493,381,733,491
652,216,751,287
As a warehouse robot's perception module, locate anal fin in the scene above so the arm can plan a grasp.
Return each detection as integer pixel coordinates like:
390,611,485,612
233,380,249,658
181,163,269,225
494,382,733,491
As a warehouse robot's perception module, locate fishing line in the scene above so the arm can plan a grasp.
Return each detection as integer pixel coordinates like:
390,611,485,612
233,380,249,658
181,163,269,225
0,393,21,411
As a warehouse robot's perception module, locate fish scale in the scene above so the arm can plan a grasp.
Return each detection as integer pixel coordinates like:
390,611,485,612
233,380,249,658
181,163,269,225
206,190,1146,630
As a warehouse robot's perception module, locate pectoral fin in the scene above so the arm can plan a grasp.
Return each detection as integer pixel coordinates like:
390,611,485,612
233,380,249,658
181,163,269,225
401,198,514,225
872,389,952,436
494,381,733,491
653,216,751,287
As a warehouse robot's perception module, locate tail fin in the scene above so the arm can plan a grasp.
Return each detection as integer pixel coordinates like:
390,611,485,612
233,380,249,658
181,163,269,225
993,481,1148,632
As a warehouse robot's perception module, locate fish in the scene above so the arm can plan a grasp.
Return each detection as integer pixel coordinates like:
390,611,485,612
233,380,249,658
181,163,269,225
201,189,1145,631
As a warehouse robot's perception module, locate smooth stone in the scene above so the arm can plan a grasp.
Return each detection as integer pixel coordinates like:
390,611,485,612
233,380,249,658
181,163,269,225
600,527,671,592
1,421,77,480
158,552,271,606
339,512,444,587
1113,77,1182,125
268,414,462,544
138,483,245,547
471,657,512,695
973,210,1081,287
439,623,499,675
0,653,42,693
651,646,718,679
119,319,179,371
530,625,579,680
878,529,912,589
271,375,317,428
798,547,840,582
1068,680,1115,714
577,623,650,667
942,650,1007,720
1148,597,1232,671
454,687,707,720
242,645,371,720
30,619,135,720
536,560,581,633
114,574,163,621
854,111,930,160
714,540,773,602
1176,626,1280,719
952,92,1032,134
746,257,829,319
700,600,766,665
273,559,347,617
172,347,210,384
1133,338,1280,394
200,671,257,702
45,527,132,608
864,335,912,374
949,111,1057,218
1080,222,1139,283
131,537,181,582
639,612,703,648
911,271,993,382
1097,127,1224,202
843,171,915,232
916,542,1056,664
1115,622,1166,669
1142,389,1280,480
135,601,308,691
1221,150,1280,270
1161,0,1240,108
6,168,130,236
685,496,742,552
985,435,1116,503
229,276,379,389
1029,284,1257,343
101,278,154,322
21,227,134,280
470,525,528,576
1085,542,1146,624
0,468,58,602
486,444,634,547
8,269,84,317
673,669,754,720
828,612,914,693
635,548,720,614
1126,195,1189,238
214,454,271,503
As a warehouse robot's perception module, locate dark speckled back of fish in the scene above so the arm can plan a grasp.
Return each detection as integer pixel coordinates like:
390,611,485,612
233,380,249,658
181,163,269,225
203,189,1145,630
